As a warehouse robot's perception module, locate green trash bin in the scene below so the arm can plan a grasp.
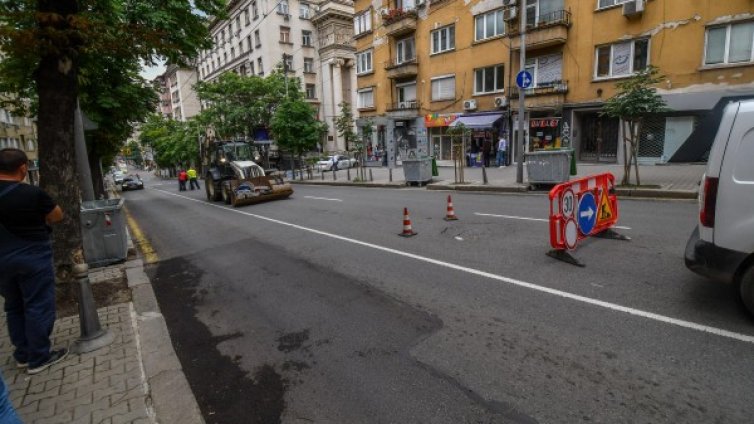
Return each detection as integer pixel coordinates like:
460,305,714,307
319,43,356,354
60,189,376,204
431,156,439,177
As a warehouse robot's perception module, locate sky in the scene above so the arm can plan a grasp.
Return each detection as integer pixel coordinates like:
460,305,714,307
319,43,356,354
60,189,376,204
140,60,165,81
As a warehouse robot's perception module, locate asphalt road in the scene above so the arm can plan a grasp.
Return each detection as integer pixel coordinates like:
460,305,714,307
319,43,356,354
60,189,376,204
123,173,754,424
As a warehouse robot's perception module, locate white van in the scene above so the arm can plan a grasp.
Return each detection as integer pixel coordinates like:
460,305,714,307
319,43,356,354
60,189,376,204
685,100,754,315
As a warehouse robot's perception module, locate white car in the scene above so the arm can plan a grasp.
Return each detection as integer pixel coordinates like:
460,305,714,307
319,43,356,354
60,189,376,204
685,100,754,315
316,155,357,171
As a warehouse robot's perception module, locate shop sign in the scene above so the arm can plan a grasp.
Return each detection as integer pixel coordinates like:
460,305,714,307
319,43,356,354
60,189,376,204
424,113,459,128
530,118,560,128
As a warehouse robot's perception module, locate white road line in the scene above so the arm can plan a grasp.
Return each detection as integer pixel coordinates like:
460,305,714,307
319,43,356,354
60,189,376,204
151,188,754,344
304,195,343,202
475,212,632,230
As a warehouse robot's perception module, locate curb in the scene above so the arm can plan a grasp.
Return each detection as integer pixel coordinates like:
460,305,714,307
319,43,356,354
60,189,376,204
290,180,406,188
125,258,205,424
426,183,529,193
614,187,698,200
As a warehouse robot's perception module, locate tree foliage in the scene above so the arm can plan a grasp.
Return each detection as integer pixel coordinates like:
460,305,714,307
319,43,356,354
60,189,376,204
139,114,201,168
602,66,669,185
334,101,357,153
271,98,326,168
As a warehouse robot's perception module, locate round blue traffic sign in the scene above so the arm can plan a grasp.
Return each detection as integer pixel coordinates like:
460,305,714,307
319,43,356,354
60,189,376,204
516,71,533,89
577,192,597,235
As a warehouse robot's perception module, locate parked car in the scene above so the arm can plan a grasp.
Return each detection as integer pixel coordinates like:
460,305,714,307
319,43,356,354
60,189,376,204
121,175,144,191
685,99,754,315
316,155,357,171
112,171,125,185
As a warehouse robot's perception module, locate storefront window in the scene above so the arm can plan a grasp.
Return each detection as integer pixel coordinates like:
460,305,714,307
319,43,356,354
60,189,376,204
529,118,562,150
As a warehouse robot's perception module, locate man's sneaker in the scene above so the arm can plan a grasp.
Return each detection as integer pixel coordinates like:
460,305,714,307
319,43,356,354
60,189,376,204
27,348,68,375
16,361,27,369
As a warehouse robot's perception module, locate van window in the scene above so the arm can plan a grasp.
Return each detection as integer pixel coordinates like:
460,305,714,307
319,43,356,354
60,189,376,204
733,128,754,182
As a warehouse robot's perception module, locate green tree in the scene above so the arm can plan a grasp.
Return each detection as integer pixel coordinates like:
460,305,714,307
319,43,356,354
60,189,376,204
0,0,223,279
139,114,200,171
271,98,326,174
602,66,669,186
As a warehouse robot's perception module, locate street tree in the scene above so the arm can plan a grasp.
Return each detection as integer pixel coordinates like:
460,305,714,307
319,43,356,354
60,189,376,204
334,102,362,178
0,0,224,279
602,66,669,186
447,123,471,184
271,98,326,174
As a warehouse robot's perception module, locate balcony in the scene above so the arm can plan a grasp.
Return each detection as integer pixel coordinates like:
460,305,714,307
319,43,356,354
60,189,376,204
385,58,418,79
382,9,417,37
510,10,571,51
508,80,569,98
386,100,420,112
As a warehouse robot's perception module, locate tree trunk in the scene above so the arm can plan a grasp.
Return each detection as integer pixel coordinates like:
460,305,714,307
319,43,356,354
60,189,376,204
36,0,82,283
633,119,642,186
621,120,630,185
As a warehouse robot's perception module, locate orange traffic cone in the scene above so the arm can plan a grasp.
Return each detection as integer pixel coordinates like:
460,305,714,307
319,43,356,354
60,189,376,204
444,195,459,221
399,207,417,237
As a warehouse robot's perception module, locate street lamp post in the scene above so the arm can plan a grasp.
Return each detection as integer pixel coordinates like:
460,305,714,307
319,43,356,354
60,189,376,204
516,4,527,184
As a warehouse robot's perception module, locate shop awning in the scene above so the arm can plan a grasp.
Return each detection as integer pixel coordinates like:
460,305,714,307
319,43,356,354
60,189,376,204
450,113,504,129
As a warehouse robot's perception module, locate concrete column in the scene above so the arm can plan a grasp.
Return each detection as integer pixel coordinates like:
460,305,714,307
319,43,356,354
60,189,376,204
321,60,334,152
332,58,344,152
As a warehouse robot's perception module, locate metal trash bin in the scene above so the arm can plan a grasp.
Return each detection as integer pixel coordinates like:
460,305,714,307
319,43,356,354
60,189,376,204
80,198,128,268
402,158,433,186
525,149,572,184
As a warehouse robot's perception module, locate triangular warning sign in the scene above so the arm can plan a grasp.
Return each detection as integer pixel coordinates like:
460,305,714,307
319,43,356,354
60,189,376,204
598,191,613,223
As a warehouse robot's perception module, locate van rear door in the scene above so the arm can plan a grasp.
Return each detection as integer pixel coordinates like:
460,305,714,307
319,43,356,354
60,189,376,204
714,101,754,254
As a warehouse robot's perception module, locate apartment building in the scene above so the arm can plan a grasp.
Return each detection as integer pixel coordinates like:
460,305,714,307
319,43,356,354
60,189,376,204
154,65,201,122
353,0,754,165
0,106,38,184
195,0,357,151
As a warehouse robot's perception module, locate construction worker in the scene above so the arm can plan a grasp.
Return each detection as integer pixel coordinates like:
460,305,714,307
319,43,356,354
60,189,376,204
187,166,200,190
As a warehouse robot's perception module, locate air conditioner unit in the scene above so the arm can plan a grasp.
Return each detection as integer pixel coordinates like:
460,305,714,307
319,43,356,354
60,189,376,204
494,96,508,108
503,7,518,21
502,0,517,7
416,0,426,7
463,99,477,111
622,0,644,18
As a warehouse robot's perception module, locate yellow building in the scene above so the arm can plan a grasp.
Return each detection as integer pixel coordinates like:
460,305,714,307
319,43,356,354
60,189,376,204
354,0,754,165
0,106,38,183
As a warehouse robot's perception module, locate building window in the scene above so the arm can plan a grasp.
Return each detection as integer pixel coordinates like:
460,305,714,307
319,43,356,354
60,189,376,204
255,30,261,47
595,39,649,78
304,58,314,73
300,4,310,19
250,61,255,75
474,9,505,42
396,37,415,64
277,0,289,15
247,35,253,52
302,30,313,47
280,26,291,44
305,84,316,99
244,10,250,25
357,88,374,109
474,64,504,94
431,75,455,101
356,49,373,74
236,16,241,33
705,22,754,65
354,10,372,35
258,57,264,75
597,0,630,9
231,47,235,59
526,53,563,87
283,55,293,72
251,1,259,19
396,81,417,107
431,25,455,54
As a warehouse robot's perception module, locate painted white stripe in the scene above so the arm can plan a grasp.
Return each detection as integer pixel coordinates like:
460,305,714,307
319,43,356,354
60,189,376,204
304,195,343,202
151,188,754,344
474,212,632,230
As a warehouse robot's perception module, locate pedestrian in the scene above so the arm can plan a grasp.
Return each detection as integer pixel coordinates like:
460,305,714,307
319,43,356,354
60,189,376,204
482,138,492,167
0,148,69,376
187,166,200,190
178,169,188,191
497,135,507,167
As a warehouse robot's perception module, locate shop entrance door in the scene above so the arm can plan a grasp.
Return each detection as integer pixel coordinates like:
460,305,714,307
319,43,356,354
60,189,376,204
579,112,618,162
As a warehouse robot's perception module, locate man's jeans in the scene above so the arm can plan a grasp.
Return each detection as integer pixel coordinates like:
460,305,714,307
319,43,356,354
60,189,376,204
0,238,56,368
189,178,200,190
0,371,20,423
496,151,506,167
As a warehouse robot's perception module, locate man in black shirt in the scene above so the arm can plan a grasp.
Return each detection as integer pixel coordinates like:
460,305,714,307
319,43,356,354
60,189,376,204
0,148,68,376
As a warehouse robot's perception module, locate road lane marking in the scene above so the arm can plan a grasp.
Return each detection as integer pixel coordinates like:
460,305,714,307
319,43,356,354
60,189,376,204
475,212,632,230
304,196,343,202
151,188,754,344
124,207,159,264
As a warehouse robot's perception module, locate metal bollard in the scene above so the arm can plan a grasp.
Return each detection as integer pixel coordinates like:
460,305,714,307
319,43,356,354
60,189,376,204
333,169,337,181
369,169,374,182
72,263,114,353
482,166,488,184
321,169,325,180
347,167,351,181
389,168,393,182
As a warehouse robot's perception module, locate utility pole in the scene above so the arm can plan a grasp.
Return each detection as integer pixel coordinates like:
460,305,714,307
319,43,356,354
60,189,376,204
516,3,527,184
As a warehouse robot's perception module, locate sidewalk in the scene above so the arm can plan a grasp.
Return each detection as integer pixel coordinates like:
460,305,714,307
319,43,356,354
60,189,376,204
0,259,202,424
291,162,705,199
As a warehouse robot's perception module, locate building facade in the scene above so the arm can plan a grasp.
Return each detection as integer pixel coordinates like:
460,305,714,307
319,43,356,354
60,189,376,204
193,0,356,153
353,0,754,166
0,106,38,183
156,65,201,122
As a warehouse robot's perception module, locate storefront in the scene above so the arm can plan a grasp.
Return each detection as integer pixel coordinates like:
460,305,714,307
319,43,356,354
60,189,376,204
426,113,460,164
528,117,563,151
449,112,506,167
